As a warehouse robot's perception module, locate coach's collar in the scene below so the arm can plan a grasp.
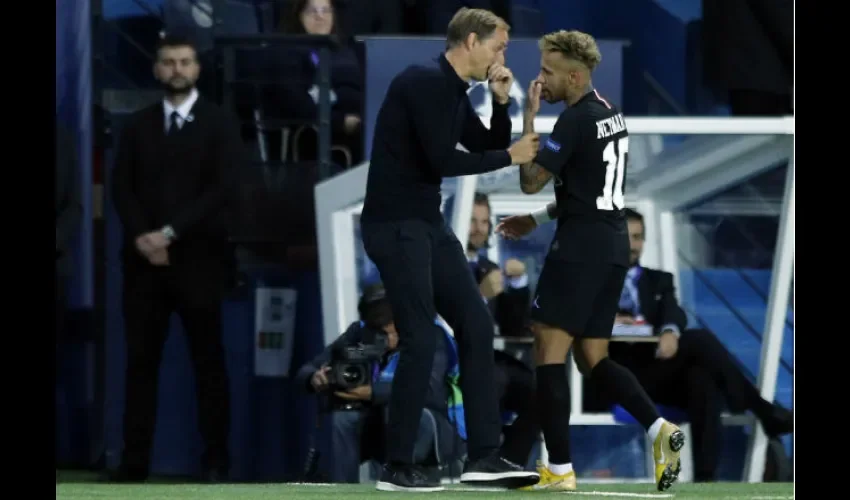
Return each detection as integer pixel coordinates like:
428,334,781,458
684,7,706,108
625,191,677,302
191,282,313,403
438,53,471,92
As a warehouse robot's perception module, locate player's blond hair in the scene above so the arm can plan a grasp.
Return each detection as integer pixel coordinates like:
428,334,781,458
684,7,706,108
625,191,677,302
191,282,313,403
446,8,510,48
538,30,602,71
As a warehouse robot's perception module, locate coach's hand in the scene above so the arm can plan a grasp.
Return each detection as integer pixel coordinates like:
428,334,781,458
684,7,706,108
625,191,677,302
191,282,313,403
488,64,514,105
508,133,540,165
496,214,537,240
334,384,372,401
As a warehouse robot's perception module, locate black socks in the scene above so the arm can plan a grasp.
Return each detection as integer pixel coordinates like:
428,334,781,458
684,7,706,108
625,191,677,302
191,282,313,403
590,357,660,431
536,364,572,464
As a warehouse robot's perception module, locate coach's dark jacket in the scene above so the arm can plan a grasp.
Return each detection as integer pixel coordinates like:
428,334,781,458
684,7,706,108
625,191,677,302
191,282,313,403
111,96,242,269
471,256,531,337
609,266,688,362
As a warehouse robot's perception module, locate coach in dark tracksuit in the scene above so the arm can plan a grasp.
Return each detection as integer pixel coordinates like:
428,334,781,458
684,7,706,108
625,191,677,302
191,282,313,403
109,35,241,482
358,9,540,492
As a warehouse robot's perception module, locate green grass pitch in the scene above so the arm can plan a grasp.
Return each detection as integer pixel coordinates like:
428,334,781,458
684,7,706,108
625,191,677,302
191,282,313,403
57,473,793,500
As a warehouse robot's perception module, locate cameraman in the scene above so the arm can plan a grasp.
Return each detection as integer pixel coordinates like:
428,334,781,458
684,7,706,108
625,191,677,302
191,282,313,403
296,283,451,483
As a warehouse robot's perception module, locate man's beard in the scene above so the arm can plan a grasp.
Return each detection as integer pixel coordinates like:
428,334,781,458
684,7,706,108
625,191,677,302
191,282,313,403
162,79,194,96
467,236,487,252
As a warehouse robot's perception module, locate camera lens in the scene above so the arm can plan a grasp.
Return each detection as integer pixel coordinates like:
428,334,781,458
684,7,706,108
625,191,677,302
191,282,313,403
342,365,364,384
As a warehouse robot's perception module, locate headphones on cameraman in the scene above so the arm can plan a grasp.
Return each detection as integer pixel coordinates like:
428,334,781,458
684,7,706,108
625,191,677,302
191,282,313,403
358,282,393,330
358,282,387,316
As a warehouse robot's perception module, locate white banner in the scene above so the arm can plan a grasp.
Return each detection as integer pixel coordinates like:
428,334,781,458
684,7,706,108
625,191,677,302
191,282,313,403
254,287,298,377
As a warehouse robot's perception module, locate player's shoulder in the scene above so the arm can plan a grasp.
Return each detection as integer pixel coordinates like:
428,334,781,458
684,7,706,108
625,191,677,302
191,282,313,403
580,94,628,142
576,90,624,120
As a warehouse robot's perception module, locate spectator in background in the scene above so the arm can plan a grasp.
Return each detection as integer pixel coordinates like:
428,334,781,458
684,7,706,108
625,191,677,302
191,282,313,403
55,118,82,343
467,193,531,337
108,34,241,483
604,208,794,482
279,0,364,166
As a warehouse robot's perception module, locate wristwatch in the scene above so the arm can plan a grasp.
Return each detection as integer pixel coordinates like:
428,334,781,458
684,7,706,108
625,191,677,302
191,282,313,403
161,225,177,241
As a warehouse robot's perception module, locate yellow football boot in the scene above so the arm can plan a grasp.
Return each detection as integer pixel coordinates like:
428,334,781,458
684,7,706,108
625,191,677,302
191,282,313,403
519,462,577,491
653,421,685,491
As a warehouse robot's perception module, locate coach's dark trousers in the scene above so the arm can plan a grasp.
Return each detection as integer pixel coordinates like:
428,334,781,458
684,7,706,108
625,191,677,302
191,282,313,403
120,250,231,473
361,219,502,464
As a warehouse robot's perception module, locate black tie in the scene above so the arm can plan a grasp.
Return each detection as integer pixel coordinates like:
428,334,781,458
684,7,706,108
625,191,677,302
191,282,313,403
168,111,180,135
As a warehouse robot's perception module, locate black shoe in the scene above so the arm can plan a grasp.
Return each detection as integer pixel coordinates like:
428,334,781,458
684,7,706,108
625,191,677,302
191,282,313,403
376,463,444,492
762,405,793,437
460,453,539,489
101,464,149,483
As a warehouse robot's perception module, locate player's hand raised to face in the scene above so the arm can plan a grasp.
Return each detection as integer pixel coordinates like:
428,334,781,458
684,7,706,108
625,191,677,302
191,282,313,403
496,214,537,240
508,133,540,165
525,79,542,116
488,64,514,105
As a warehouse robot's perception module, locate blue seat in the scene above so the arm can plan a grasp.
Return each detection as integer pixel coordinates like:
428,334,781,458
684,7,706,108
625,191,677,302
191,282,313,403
612,404,689,425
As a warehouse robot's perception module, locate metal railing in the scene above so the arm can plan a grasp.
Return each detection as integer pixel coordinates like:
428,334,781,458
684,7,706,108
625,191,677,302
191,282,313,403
215,33,338,181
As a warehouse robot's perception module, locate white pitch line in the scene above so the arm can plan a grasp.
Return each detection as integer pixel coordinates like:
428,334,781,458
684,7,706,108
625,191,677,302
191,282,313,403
446,487,674,497
291,483,675,498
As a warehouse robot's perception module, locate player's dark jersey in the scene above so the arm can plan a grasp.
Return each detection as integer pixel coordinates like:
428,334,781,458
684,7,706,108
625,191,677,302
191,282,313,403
534,89,630,266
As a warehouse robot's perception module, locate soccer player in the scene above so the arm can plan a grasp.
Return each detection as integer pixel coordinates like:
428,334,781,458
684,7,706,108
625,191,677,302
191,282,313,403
496,30,685,492
360,7,541,493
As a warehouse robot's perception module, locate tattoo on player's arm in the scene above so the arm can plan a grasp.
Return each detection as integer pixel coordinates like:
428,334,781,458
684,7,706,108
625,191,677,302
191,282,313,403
545,201,562,219
520,162,553,194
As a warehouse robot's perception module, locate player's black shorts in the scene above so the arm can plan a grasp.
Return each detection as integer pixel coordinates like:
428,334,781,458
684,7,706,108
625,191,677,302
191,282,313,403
529,259,628,339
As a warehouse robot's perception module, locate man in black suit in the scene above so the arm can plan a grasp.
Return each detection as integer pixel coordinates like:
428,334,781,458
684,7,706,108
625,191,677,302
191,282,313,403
607,208,793,482
56,119,82,343
467,193,530,337
109,34,242,482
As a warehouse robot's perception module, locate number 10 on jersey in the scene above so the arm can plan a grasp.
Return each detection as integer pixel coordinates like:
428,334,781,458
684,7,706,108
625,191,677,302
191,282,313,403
598,137,629,211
